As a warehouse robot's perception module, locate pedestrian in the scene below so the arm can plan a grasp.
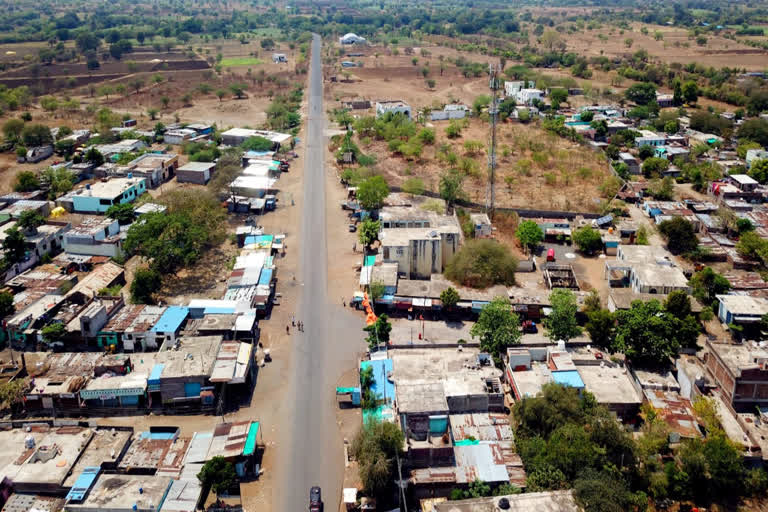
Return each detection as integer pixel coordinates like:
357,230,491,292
299,321,304,332
291,315,295,327
353,242,357,253
342,297,346,307
286,325,290,335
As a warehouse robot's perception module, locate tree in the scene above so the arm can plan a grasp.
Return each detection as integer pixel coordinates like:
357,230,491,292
472,94,491,115
160,96,170,109
515,220,544,254
690,267,731,306
585,309,615,350
658,217,698,255
14,171,39,192
638,145,654,160
545,289,582,342
106,203,135,225
439,168,464,207
21,124,52,147
16,211,45,232
3,118,24,142
540,29,565,52
241,136,272,151
131,267,161,304
446,239,517,289
363,314,391,349
130,78,145,94
84,147,104,166
682,80,699,104
625,82,657,106
445,120,463,138
75,32,99,53
748,159,768,184
572,226,602,255
549,88,568,109
3,228,26,264
440,287,460,310
351,419,404,496
614,300,681,367
260,38,275,50
41,167,74,199
197,457,237,495
498,97,516,117
0,379,27,409
736,119,768,146
41,322,66,344
147,108,159,120
642,157,670,178
0,291,15,319
471,297,521,355
401,177,424,196
230,83,246,99
664,290,692,318
357,176,389,210
358,219,380,247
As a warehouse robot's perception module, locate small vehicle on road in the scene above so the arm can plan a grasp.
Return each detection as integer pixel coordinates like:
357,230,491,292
309,486,323,512
348,224,357,232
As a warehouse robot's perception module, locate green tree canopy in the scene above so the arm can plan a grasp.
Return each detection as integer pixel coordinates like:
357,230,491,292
515,220,543,253
131,267,161,304
14,171,39,192
439,168,464,206
351,419,404,496
0,291,15,319
197,457,237,495
625,82,657,106
572,226,602,255
358,218,380,247
241,136,272,151
470,297,521,355
690,267,731,306
545,289,582,342
357,176,390,210
16,210,45,232
440,287,460,309
585,309,615,351
613,299,681,367
363,314,392,350
106,203,135,225
2,228,26,264
445,239,517,288
658,217,698,255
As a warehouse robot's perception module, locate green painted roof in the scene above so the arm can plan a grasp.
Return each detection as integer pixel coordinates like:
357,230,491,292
243,421,260,456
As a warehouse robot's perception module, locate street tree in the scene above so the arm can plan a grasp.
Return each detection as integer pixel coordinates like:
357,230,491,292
470,297,521,355
357,176,389,210
545,289,582,342
572,226,602,255
358,219,380,247
440,287,460,310
613,300,681,367
515,220,544,254
197,457,237,495
585,309,615,351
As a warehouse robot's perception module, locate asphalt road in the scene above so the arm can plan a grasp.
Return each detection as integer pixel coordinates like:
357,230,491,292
276,34,365,512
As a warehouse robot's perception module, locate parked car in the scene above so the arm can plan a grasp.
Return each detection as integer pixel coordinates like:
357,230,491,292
546,248,555,262
309,486,323,512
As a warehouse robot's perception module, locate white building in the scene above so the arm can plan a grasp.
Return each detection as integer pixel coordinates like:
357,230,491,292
515,88,543,106
339,33,366,44
375,100,412,119
62,216,123,258
746,148,768,169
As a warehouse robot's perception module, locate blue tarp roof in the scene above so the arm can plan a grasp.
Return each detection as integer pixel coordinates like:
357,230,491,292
139,431,176,440
361,358,394,404
552,370,585,389
149,363,165,384
258,268,273,286
151,306,189,333
65,466,100,502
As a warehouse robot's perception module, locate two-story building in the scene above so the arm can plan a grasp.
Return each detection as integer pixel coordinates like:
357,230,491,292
62,216,123,258
70,177,147,213
126,153,178,187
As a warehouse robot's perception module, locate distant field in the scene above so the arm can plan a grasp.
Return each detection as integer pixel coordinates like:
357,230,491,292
727,24,768,35
220,57,265,67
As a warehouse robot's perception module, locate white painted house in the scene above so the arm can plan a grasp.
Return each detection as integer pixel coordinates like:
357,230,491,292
375,100,412,119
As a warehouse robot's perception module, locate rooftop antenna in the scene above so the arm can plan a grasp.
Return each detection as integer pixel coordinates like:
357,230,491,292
487,63,500,220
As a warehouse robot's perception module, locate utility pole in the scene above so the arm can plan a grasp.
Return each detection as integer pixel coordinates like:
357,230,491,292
487,63,500,220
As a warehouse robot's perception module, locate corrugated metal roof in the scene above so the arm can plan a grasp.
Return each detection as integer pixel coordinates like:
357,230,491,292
151,306,189,333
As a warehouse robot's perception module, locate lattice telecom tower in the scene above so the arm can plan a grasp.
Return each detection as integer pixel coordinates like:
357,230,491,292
486,63,501,220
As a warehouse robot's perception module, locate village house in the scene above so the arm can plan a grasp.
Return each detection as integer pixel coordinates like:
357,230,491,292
69,178,147,214
272,53,287,63
635,130,666,147
64,473,173,512
379,227,460,280
605,245,690,294
375,100,412,119
746,148,768,168
90,139,146,159
428,491,579,512
126,153,178,187
220,128,293,150
716,294,768,325
62,216,123,258
618,152,640,174
704,340,768,411
176,161,216,185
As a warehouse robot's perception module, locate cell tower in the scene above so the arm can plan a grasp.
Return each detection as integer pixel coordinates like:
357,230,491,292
487,63,500,220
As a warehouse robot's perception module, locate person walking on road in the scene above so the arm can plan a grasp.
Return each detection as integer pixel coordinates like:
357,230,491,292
286,325,290,335
291,315,296,327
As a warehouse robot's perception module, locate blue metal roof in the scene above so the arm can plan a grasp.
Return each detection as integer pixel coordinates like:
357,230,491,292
552,370,585,389
148,363,165,384
151,306,189,333
65,466,100,502
258,268,273,286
